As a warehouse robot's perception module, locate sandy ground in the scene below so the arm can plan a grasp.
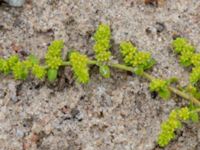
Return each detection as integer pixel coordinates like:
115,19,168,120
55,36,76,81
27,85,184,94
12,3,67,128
0,0,200,149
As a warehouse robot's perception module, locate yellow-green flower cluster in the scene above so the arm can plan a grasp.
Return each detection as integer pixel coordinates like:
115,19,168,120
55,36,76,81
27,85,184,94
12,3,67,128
0,58,10,74
120,41,155,74
0,55,19,74
172,38,195,54
172,38,195,67
120,41,137,65
191,54,200,67
32,64,46,79
149,79,170,100
132,51,151,67
172,38,200,84
0,54,47,80
93,24,111,62
12,61,29,80
70,51,89,83
157,107,190,147
189,67,200,84
45,40,64,69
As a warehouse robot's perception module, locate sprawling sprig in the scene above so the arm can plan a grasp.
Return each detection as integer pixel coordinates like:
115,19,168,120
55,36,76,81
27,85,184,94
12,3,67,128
149,79,170,99
157,107,190,147
120,41,155,75
0,26,199,150
69,51,89,83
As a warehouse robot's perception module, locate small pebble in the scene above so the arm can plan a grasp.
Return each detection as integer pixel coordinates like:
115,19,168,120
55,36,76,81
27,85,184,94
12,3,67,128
16,129,24,138
4,0,25,7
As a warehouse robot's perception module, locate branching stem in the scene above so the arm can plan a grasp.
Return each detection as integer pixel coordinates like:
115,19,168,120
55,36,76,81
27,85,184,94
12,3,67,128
61,60,200,106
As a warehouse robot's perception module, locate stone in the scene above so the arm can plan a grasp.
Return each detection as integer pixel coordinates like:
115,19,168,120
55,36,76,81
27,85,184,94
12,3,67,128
4,0,25,7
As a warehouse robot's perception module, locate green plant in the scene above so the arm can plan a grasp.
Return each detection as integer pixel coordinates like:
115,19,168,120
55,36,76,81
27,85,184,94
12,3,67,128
149,79,170,100
120,41,155,75
69,51,89,83
0,25,199,148
93,24,111,62
45,40,64,81
157,107,190,147
93,24,112,78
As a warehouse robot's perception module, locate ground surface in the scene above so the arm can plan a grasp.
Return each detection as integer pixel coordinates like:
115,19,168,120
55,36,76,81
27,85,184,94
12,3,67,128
0,0,200,150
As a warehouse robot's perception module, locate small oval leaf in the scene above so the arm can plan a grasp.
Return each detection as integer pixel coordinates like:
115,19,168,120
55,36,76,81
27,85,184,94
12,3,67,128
99,65,110,78
48,69,58,82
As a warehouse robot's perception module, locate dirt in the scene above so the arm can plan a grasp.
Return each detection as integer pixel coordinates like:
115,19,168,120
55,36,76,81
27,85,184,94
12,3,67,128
0,0,200,150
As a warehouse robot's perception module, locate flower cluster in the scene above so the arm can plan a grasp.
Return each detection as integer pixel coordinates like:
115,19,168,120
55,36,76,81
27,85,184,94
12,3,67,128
157,107,190,147
45,40,64,69
93,24,111,62
172,38,195,54
172,38,195,67
172,38,200,84
149,79,170,99
45,40,64,81
189,67,200,84
0,55,19,74
69,51,89,83
0,54,46,80
12,61,29,80
191,54,200,67
120,41,138,65
120,41,155,75
93,24,112,78
32,64,46,80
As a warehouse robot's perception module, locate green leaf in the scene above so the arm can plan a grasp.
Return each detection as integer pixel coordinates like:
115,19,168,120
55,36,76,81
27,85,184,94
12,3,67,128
28,54,39,65
159,88,171,100
168,77,179,84
47,69,58,82
134,66,144,76
190,112,199,123
144,58,156,70
99,65,110,78
12,61,29,80
189,103,199,123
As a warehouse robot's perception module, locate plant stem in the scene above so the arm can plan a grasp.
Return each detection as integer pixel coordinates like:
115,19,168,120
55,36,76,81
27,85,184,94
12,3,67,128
191,108,200,114
62,60,200,106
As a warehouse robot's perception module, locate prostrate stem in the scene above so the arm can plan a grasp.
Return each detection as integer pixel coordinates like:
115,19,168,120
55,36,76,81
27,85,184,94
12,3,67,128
62,60,200,106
